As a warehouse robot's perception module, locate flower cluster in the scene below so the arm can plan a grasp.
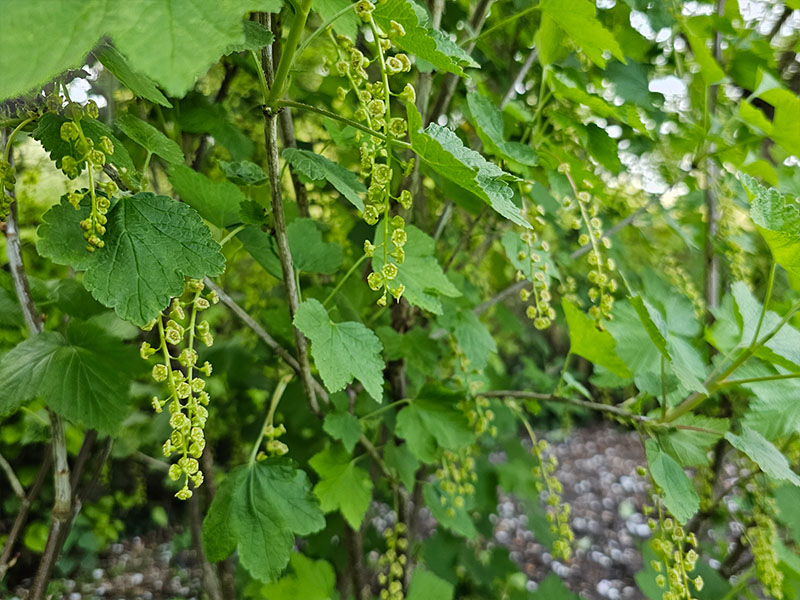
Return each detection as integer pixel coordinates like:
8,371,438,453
663,258,704,319
435,447,477,517
57,101,118,252
746,500,783,599
559,164,616,323
517,231,554,329
647,516,703,600
140,279,218,499
0,158,16,220
329,6,415,306
377,522,408,600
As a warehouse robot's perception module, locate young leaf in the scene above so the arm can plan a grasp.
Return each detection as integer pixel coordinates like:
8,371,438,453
167,164,245,228
395,385,476,463
218,160,267,186
37,193,225,326
0,321,139,435
282,148,366,211
422,482,478,539
656,416,729,467
309,444,373,529
741,174,800,290
116,113,184,164
322,411,362,453
202,459,325,583
645,439,700,524
537,0,625,68
562,298,632,378
95,44,172,108
734,363,800,441
373,0,476,76
407,104,530,228
311,0,360,38
293,298,385,402
383,442,420,490
224,19,275,54
725,427,800,487
373,223,460,315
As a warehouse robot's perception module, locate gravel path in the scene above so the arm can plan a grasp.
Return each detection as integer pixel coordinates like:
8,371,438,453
10,424,654,600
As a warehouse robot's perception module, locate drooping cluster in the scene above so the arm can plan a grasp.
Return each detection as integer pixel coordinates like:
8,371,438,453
377,522,408,600
647,516,703,600
140,279,218,499
56,100,118,252
329,4,416,306
746,499,783,599
517,231,555,329
558,164,617,323
0,157,16,220
434,447,477,517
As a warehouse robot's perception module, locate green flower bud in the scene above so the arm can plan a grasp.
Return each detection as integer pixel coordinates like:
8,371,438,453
367,271,384,291
152,364,168,382
355,0,375,21
399,83,416,104
398,189,412,209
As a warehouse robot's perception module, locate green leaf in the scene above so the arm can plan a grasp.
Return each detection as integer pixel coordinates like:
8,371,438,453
225,20,275,54
218,160,267,186
0,2,105,99
259,553,336,600
562,298,632,378
323,411,362,453
0,321,138,435
373,0,475,76
683,21,725,85
538,0,625,68
37,193,225,326
725,427,800,487
438,301,497,371
293,298,385,402
167,164,245,228
309,444,373,529
741,174,800,290
282,148,366,211
731,281,800,370
395,384,476,463
95,44,172,108
407,569,455,600
408,104,530,228
735,363,800,441
645,439,699,524
383,442,420,490
605,60,658,109
203,459,325,583
33,113,138,189
422,482,478,538
656,415,729,467
116,113,184,164
289,219,342,275
312,0,360,38
466,92,538,166
373,222,460,314
178,103,254,160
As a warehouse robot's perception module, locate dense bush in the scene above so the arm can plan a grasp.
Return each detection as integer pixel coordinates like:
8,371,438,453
1,1,799,599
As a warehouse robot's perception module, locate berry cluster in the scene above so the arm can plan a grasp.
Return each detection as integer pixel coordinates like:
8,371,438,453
559,164,617,323
517,231,555,329
57,101,118,252
140,279,218,499
328,3,416,306
377,522,408,600
435,448,477,517
647,515,703,600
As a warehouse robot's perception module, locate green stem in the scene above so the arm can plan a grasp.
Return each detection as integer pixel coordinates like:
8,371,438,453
250,50,271,102
267,0,314,108
219,224,246,247
749,261,776,347
463,4,540,46
359,398,409,422
660,356,667,420
324,253,368,307
249,374,293,465
3,116,35,162
717,372,800,386
294,1,360,62
277,100,411,149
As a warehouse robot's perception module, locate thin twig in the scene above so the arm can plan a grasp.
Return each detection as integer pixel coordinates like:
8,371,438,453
500,47,538,109
0,452,25,500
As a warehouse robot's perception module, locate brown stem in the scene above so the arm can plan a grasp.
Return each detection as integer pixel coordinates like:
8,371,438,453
189,490,224,600
0,451,52,581
344,525,369,600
